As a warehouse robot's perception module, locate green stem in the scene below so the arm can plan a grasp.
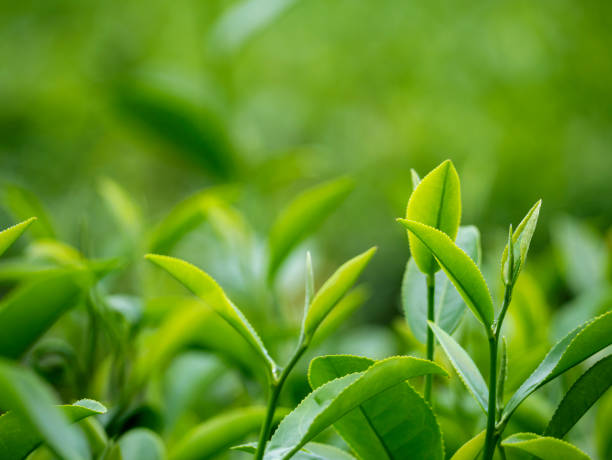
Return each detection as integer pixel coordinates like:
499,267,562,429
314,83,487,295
424,273,435,403
483,335,498,460
254,343,307,460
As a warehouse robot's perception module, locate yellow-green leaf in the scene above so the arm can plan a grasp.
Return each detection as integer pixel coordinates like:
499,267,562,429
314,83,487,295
501,200,541,285
501,433,590,460
449,431,485,460
0,217,36,257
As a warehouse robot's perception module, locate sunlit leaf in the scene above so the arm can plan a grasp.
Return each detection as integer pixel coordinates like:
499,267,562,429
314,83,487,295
233,442,356,460
308,355,444,460
0,218,36,257
302,247,376,342
501,433,590,460
449,430,485,460
169,406,287,460
501,200,541,285
145,255,277,375
398,220,493,327
267,177,353,282
98,178,143,238
118,428,165,460
264,356,447,459
402,225,481,343
405,160,461,275
545,354,612,438
4,186,55,239
428,321,488,413
0,269,88,359
0,359,88,460
503,310,612,420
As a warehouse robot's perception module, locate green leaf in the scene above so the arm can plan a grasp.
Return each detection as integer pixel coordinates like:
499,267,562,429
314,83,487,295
117,428,166,460
169,407,287,460
545,354,612,438
308,355,444,460
497,337,508,416
405,160,461,275
264,356,447,459
267,177,353,282
501,200,541,285
0,399,107,460
4,186,55,239
402,225,481,343
302,247,376,342
428,321,488,412
144,255,277,375
0,218,36,257
148,186,239,254
0,269,88,359
98,178,142,238
449,430,485,460
304,251,315,314
0,359,88,460
398,220,494,328
233,442,356,460
501,433,590,460
410,169,421,191
503,310,612,420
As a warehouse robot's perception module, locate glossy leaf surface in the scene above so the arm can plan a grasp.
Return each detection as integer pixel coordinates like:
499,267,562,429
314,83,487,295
402,225,481,343
405,160,461,275
264,356,447,459
501,433,590,460
308,355,444,460
399,220,493,327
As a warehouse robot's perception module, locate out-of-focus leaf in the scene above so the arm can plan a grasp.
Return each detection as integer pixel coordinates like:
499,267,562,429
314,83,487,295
503,310,612,421
310,286,369,347
0,399,106,460
501,433,590,460
145,255,277,374
545,354,612,438
209,0,300,55
0,269,88,359
169,406,286,460
398,220,493,327
405,160,461,275
148,186,239,254
596,390,612,460
449,430,485,460
264,356,447,459
234,442,356,460
302,247,376,343
98,178,142,238
26,239,83,265
501,200,541,285
428,321,488,413
402,225,481,343
114,74,234,179
4,186,55,239
267,177,353,282
308,355,444,460
552,216,607,293
553,286,612,340
117,428,166,460
0,217,36,256
410,169,421,191
0,359,87,460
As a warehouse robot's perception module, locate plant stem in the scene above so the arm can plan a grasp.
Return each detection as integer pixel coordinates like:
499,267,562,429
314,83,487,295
424,273,435,403
254,343,307,460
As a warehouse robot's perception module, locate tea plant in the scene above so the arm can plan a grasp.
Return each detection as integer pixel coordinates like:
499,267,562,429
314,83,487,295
0,162,610,460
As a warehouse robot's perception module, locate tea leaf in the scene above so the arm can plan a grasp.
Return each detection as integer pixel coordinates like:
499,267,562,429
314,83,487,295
402,225,481,343
545,354,612,438
118,428,165,460
267,177,353,282
501,433,590,460
0,217,36,257
4,186,55,239
398,220,493,328
145,255,277,375
308,355,444,460
0,269,88,359
501,200,541,285
410,169,421,191
170,407,287,460
405,160,461,275
503,310,612,420
302,247,376,343
0,399,106,460
234,442,356,460
449,430,485,460
0,359,88,460
428,321,488,412
98,178,142,238
264,356,447,459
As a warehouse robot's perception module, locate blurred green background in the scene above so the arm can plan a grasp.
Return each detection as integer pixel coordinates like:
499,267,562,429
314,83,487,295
1,0,611,318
